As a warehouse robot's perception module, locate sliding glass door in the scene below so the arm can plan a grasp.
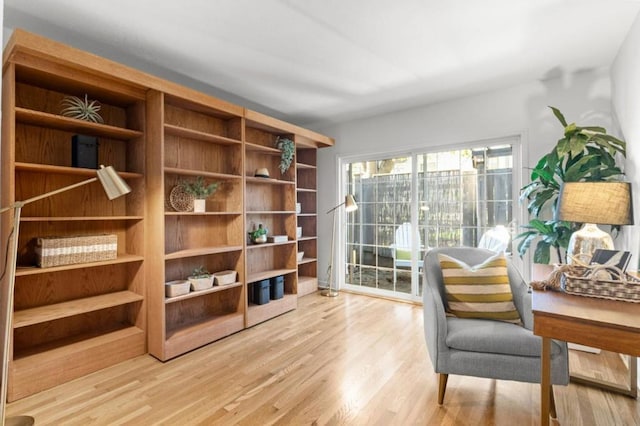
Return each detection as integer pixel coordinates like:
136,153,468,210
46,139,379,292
340,138,518,302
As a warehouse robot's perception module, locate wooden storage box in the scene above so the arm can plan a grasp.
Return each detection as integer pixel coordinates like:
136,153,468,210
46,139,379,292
213,270,237,286
35,234,117,267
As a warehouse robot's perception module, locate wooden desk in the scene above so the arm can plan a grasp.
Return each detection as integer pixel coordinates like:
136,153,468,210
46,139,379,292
532,290,640,426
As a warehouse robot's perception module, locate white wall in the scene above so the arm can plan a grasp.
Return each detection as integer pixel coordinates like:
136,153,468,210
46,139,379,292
611,11,640,389
316,68,614,284
612,14,640,263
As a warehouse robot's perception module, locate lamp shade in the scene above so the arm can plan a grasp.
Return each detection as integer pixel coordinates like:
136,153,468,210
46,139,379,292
96,165,132,200
344,194,358,212
556,182,633,225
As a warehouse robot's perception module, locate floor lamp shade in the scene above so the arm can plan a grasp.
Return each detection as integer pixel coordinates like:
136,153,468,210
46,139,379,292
323,195,358,297
0,166,129,426
557,182,634,263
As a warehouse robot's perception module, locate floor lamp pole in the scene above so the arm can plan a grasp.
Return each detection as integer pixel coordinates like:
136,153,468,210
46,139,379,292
0,205,29,426
322,207,339,297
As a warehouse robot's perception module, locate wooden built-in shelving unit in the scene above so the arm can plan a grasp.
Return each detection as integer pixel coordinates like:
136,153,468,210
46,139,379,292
1,29,334,399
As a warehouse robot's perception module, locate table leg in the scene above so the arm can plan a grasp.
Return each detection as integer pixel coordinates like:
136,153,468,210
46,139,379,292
541,336,551,426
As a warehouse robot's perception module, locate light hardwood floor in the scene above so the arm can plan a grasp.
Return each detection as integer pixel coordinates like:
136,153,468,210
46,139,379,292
6,293,640,425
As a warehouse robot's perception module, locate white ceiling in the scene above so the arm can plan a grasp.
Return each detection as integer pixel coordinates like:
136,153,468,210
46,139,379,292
4,0,640,128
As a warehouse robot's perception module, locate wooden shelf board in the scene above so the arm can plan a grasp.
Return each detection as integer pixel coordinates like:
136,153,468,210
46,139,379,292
297,236,318,242
164,211,242,216
246,241,296,250
296,162,317,170
164,312,244,359
21,216,143,222
245,176,295,185
298,276,317,286
164,167,242,180
296,188,317,193
165,245,243,260
15,254,144,276
246,210,295,215
165,281,243,304
14,291,144,328
15,107,144,140
11,326,145,401
296,213,317,218
164,123,242,145
13,325,144,361
244,141,280,154
298,257,317,265
247,268,297,283
15,162,142,179
247,294,297,327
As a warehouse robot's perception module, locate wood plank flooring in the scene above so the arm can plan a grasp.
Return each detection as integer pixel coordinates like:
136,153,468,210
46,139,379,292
6,293,640,425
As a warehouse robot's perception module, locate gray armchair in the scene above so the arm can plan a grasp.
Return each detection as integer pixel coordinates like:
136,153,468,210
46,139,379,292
423,247,569,414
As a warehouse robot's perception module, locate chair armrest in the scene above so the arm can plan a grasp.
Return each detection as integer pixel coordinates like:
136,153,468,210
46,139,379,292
507,262,534,330
423,268,449,370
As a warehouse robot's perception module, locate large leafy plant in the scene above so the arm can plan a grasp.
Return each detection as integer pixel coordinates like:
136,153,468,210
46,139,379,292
517,106,626,264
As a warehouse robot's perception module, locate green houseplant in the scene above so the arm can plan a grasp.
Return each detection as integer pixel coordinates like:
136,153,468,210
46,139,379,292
181,176,219,213
249,223,268,244
187,266,214,291
275,137,295,174
516,106,626,264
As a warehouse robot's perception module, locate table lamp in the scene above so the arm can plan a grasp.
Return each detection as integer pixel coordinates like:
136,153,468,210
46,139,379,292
556,182,633,264
0,165,131,426
323,194,358,297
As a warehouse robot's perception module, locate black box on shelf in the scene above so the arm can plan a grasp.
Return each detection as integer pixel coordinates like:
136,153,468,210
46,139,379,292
270,275,284,300
72,135,99,169
252,279,270,305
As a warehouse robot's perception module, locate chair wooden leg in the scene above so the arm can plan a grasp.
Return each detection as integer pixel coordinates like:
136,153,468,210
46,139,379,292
438,374,448,405
550,386,557,419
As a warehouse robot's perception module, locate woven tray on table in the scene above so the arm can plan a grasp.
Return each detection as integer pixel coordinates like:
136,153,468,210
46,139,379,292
563,264,640,303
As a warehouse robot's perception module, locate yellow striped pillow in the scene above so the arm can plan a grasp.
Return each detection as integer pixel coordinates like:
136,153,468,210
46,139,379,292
438,253,521,324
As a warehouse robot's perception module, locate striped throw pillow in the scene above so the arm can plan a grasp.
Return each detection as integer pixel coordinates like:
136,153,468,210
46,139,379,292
438,253,521,324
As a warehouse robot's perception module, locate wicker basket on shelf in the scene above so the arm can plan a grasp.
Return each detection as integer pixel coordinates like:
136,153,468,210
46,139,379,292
563,264,640,303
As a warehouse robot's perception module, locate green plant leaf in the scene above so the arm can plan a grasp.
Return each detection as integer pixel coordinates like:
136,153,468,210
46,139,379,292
549,106,567,127
533,241,551,264
528,188,556,217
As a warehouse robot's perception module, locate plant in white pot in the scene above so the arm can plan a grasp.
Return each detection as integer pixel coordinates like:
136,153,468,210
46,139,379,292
187,266,214,291
181,176,219,213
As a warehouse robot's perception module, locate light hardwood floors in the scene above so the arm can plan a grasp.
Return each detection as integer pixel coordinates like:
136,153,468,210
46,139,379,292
7,293,640,425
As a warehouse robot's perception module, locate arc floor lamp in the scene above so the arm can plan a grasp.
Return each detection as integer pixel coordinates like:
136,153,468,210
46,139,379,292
323,194,358,297
0,165,131,426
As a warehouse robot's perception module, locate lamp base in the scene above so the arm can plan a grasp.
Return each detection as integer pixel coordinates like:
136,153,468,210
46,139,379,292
6,415,35,426
321,289,339,297
567,223,614,264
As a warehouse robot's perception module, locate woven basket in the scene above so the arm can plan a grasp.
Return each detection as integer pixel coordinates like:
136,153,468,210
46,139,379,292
563,264,640,303
35,234,117,268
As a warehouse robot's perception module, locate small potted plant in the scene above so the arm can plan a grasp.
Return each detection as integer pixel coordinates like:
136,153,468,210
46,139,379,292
249,223,268,244
275,136,295,174
181,176,219,212
60,94,104,123
187,266,214,291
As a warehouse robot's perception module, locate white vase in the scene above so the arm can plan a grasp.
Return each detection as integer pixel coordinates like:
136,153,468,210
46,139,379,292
193,199,206,213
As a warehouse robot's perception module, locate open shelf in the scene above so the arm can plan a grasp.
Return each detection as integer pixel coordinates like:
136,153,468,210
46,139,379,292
21,216,144,222
165,245,243,260
15,162,143,179
15,254,144,276
296,162,316,170
247,241,296,250
164,167,242,180
247,268,297,283
245,176,295,185
164,312,244,360
14,291,144,328
246,294,297,327
164,123,242,145
165,211,243,216
15,107,144,139
245,141,281,154
165,281,243,304
297,257,317,265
